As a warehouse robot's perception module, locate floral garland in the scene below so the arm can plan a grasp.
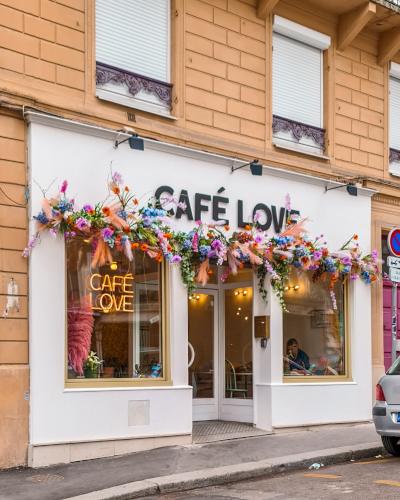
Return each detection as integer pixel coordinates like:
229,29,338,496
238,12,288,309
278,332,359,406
24,173,381,310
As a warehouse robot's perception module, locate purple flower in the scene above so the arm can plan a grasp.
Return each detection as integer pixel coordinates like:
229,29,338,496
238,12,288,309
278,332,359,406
372,250,378,259
313,251,322,260
255,235,263,244
342,256,351,265
309,264,319,270
76,218,88,231
350,274,359,280
65,232,69,240
71,231,76,237
22,248,29,258
60,180,68,193
112,172,123,185
285,193,291,212
84,204,94,213
102,227,113,239
171,255,182,263
196,220,202,226
254,210,261,223
49,229,57,238
211,239,222,249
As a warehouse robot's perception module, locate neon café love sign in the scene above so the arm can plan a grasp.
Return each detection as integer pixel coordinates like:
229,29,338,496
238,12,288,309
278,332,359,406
87,273,134,313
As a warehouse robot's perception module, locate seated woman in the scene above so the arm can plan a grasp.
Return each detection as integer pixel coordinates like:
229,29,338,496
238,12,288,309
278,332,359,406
284,338,311,375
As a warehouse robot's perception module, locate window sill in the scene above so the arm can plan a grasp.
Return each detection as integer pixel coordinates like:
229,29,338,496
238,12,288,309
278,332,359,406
65,379,173,389
282,377,353,384
96,88,178,120
273,140,330,160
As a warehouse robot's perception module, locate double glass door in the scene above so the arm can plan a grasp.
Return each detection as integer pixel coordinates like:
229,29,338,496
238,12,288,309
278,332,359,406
188,270,253,422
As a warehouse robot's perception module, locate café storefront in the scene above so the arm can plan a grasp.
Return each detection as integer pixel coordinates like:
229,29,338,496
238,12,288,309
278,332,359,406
26,112,375,467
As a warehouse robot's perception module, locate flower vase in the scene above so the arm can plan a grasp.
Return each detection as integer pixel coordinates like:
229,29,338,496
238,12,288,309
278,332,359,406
84,367,98,378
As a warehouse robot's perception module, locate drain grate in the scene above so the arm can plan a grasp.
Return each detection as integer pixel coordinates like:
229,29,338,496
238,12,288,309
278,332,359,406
27,474,64,484
192,420,271,444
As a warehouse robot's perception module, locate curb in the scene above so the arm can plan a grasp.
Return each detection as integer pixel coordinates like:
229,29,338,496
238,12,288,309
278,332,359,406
63,442,383,500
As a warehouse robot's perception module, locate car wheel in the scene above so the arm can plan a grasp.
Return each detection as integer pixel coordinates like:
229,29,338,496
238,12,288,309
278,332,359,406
381,436,400,456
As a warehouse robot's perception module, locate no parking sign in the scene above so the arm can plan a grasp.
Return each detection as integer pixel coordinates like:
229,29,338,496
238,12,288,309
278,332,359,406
387,228,400,258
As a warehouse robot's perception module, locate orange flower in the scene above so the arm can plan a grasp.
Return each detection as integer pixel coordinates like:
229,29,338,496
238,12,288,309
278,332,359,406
239,264,244,269
156,255,162,262
157,249,162,256
371,275,377,281
280,255,286,261
113,187,120,195
66,216,72,224
123,227,130,234
109,226,115,232
332,277,338,283
253,242,258,248
125,186,129,192
310,247,314,253
89,209,95,215
314,261,320,266
225,225,230,231
207,270,213,275
163,233,172,240
167,244,172,252
304,257,310,263
353,234,358,240
207,233,213,238
102,207,111,216
131,242,139,249
245,225,251,230
323,249,329,256
141,244,148,251
133,198,139,205
329,283,334,290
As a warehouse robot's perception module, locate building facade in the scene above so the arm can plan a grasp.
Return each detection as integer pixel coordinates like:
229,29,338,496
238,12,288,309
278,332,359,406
1,0,400,468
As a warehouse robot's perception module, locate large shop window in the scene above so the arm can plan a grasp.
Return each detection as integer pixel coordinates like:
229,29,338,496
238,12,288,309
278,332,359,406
283,269,347,379
66,239,164,381
95,0,172,118
272,16,330,156
389,62,400,176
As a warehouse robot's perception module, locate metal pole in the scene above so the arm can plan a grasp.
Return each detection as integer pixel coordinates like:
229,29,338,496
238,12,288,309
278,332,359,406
392,282,398,365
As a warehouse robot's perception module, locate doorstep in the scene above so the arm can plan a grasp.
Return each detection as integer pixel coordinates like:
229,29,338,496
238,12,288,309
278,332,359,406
192,420,272,444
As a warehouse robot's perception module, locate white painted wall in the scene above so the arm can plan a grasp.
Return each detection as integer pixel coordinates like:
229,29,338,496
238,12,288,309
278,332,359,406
27,115,373,445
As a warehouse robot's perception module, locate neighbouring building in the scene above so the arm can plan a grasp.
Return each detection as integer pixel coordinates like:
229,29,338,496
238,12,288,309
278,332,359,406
1,0,400,468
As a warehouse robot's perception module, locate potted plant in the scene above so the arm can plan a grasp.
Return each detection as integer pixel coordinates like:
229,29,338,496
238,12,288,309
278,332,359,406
83,351,102,378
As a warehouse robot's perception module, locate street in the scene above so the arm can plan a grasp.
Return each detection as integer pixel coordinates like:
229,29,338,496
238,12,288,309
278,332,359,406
137,457,400,500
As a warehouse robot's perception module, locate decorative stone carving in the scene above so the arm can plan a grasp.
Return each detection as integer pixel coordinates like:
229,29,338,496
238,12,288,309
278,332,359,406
96,62,173,106
272,115,325,149
390,148,400,163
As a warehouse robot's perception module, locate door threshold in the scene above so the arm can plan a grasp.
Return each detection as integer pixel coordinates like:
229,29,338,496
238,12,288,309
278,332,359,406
192,420,272,444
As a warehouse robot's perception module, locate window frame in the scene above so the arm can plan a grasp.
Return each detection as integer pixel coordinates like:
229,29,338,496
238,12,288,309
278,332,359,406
64,252,171,389
389,61,400,175
282,279,351,384
94,0,177,120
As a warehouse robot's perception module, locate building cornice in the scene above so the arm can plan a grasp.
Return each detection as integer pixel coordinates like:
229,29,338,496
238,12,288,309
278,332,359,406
25,111,376,197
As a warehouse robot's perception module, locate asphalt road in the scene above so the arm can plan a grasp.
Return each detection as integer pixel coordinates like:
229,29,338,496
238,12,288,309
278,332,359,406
136,456,400,500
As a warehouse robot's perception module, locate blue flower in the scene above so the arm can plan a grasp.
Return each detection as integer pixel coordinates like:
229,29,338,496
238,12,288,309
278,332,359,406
294,261,303,268
295,247,305,257
183,239,192,250
324,258,336,273
116,210,127,221
199,244,211,256
343,265,351,274
34,211,50,224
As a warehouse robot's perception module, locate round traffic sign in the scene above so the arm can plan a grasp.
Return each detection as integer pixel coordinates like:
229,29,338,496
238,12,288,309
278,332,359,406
388,228,400,257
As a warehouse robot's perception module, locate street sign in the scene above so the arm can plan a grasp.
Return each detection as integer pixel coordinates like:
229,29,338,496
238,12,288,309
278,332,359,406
388,256,400,269
389,267,400,283
387,228,400,257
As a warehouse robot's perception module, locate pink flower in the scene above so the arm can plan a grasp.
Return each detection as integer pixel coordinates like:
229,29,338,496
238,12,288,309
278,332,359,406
172,255,182,263
254,210,261,223
196,220,202,226
342,256,350,265
112,172,123,185
49,229,57,238
60,180,68,193
313,251,322,260
76,218,88,231
350,274,358,280
372,250,378,259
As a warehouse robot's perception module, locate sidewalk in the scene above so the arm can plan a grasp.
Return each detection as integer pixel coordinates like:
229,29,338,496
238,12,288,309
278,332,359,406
0,423,382,500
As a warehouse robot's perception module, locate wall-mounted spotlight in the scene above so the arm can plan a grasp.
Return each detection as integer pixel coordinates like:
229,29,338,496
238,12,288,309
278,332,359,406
231,159,262,176
324,182,357,197
235,290,248,296
115,132,144,151
218,187,226,193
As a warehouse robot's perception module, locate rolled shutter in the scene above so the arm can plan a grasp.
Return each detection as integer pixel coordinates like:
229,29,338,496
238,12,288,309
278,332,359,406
390,76,400,151
273,32,322,128
96,0,169,83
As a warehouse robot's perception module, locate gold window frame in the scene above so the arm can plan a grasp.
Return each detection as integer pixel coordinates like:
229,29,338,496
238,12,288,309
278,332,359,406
65,255,171,389
282,280,351,383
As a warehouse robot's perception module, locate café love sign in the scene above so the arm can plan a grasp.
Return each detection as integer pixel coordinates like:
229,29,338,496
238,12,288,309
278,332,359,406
87,273,134,313
155,186,300,233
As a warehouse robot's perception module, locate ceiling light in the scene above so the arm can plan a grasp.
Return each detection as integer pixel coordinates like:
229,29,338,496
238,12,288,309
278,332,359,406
196,295,200,300
110,262,118,271
235,291,239,295
284,286,290,291
243,290,248,295
238,307,241,310
294,285,299,290
245,316,248,320
237,312,240,315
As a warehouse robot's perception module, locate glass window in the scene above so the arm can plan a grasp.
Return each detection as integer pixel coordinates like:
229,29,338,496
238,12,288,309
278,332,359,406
387,356,400,375
283,268,346,378
225,286,253,398
66,238,163,380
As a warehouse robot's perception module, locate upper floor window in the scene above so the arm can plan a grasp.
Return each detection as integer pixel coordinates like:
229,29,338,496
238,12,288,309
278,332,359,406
95,0,173,118
389,62,400,176
272,16,331,156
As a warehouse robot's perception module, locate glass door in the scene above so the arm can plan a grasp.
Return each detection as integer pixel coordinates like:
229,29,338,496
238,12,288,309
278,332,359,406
188,290,219,421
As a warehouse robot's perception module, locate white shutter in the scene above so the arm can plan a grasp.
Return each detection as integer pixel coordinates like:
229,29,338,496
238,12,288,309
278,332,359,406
96,0,169,83
390,77,400,151
273,32,322,128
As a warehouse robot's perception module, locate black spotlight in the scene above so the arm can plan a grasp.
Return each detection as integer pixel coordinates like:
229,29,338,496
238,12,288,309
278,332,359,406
346,183,358,196
115,133,144,151
250,159,262,176
218,187,226,193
